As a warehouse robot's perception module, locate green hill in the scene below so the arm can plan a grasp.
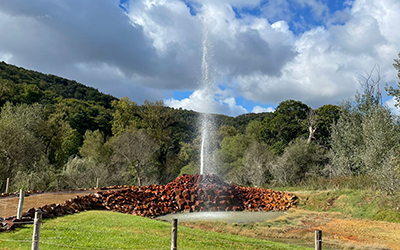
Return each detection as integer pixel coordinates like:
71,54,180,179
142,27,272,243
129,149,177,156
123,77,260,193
0,61,116,107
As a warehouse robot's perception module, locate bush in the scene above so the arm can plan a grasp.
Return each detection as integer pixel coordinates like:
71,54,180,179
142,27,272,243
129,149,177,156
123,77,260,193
11,158,56,192
60,156,133,189
270,138,326,186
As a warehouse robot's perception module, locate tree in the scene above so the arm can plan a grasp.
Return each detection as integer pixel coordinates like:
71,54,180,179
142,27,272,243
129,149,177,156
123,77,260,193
355,65,382,113
386,53,400,108
109,130,160,186
261,100,309,154
218,125,239,139
60,156,112,189
242,141,274,186
245,120,263,141
111,97,140,136
55,98,113,138
0,103,47,190
42,109,81,168
330,66,400,185
314,104,341,146
178,142,200,176
329,103,365,176
80,130,111,163
362,106,400,183
270,138,325,186
216,134,252,182
139,100,175,141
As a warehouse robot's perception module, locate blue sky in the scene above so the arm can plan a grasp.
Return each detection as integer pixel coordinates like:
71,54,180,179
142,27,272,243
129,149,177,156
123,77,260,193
0,0,399,116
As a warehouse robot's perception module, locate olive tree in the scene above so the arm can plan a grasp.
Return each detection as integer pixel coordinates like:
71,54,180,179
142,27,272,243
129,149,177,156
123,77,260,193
270,138,325,186
242,141,274,187
0,103,46,191
109,129,160,186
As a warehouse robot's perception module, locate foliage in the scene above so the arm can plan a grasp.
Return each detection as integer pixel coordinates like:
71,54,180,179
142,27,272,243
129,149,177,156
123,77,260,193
216,134,252,182
79,129,112,163
111,97,141,136
245,120,263,141
109,130,160,186
218,124,239,139
11,157,56,191
0,61,116,107
314,104,341,146
44,109,82,168
329,103,365,176
54,98,113,138
0,103,46,186
270,138,326,186
329,65,400,194
231,111,272,133
59,156,119,189
386,53,400,106
261,100,309,154
242,141,274,187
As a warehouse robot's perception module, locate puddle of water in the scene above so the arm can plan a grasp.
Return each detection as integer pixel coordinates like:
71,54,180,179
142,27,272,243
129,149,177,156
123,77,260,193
155,211,286,223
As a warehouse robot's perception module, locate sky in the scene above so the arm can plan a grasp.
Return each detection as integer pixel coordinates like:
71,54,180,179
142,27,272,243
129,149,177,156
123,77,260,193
0,0,399,116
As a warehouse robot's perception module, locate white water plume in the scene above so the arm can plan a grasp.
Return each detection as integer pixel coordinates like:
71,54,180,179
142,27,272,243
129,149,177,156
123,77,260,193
199,20,217,175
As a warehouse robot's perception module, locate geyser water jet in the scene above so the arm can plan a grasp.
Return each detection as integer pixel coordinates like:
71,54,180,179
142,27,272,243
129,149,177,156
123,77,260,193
199,20,215,175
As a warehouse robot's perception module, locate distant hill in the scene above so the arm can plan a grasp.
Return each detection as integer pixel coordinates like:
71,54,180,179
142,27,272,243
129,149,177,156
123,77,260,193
0,61,271,140
0,61,116,107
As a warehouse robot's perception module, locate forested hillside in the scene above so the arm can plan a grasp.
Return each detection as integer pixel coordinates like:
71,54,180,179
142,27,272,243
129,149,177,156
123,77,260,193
0,62,272,191
1,54,400,198
0,61,116,107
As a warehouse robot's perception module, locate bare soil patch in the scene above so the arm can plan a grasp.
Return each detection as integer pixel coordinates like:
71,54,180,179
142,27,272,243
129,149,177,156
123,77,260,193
0,190,97,218
183,208,400,250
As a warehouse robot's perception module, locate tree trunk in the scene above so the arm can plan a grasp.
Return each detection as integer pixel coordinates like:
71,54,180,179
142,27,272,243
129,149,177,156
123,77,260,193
307,125,317,144
135,164,142,186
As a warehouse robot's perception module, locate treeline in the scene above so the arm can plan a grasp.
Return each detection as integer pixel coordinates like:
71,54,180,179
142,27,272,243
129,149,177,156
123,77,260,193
0,62,269,191
1,54,400,195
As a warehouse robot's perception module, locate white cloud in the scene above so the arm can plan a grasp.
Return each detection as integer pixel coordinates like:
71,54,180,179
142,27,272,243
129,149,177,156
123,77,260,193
385,97,400,115
0,0,399,116
0,52,13,62
165,87,248,116
236,0,400,108
251,106,275,113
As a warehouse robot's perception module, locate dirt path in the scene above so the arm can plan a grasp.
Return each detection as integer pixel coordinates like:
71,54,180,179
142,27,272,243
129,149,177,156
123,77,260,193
275,209,400,250
0,190,97,218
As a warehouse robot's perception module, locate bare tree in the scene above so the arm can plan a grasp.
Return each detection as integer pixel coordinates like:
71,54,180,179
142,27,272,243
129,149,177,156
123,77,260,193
305,108,318,144
243,141,274,186
110,130,159,186
356,65,383,113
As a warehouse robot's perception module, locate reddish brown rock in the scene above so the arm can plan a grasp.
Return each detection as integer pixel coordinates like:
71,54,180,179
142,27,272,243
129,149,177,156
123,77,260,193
0,174,297,231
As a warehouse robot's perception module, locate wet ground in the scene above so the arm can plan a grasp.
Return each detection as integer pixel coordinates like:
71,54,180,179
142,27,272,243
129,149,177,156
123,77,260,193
156,211,286,223
182,208,400,250
0,190,97,218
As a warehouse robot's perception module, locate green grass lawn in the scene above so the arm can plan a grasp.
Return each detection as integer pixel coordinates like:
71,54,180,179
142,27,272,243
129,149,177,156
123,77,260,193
0,211,311,250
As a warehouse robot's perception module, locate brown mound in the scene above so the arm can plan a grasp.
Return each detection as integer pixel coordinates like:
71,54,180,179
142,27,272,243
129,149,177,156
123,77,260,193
0,174,297,231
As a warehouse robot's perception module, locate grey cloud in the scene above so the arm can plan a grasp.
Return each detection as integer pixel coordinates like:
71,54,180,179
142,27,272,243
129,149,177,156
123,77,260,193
0,0,156,75
0,0,199,99
214,29,297,78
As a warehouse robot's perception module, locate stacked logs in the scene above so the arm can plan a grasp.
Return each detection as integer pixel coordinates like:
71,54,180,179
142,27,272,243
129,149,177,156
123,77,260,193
0,174,297,231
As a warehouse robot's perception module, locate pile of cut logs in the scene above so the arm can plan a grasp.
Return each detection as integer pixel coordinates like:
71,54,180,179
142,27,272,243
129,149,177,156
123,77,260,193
0,174,297,231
